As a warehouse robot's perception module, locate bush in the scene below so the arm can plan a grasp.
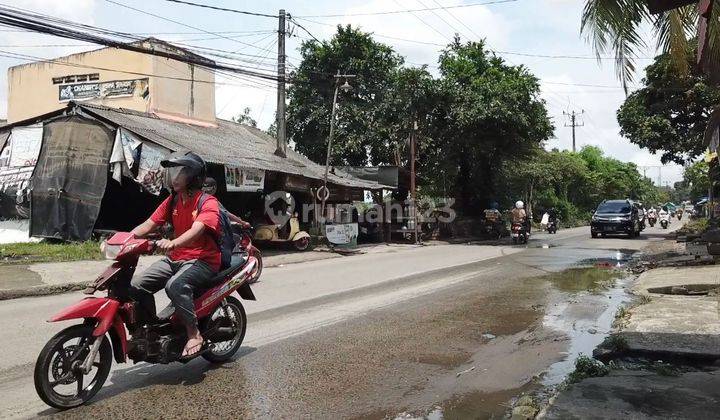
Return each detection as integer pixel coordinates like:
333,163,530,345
567,355,610,383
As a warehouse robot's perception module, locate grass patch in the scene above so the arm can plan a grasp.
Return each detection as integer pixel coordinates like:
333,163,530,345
650,360,680,377
676,217,709,236
600,334,629,353
638,295,653,305
567,355,610,384
0,241,102,264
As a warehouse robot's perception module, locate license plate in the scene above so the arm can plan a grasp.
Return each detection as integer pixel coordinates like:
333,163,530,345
603,226,614,231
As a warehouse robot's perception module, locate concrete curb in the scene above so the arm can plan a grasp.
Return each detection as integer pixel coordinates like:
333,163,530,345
0,281,90,301
0,239,465,301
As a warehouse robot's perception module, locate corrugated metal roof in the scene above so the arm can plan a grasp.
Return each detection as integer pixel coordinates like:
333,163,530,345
77,103,390,190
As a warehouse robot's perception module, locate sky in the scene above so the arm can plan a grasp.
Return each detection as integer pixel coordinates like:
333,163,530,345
0,0,685,185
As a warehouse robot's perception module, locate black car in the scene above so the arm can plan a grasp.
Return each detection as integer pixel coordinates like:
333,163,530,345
590,199,642,238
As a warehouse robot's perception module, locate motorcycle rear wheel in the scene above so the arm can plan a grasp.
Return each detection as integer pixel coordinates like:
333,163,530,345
34,324,112,409
203,296,247,363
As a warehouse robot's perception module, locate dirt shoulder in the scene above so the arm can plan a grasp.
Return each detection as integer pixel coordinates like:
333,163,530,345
543,236,720,419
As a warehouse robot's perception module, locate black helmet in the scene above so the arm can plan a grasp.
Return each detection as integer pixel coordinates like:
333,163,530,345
161,150,206,190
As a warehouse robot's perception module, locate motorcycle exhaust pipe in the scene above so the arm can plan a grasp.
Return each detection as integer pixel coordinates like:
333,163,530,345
207,327,236,342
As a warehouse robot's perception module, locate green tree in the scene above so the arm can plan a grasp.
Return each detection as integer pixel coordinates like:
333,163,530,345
232,107,257,127
617,47,720,164
683,160,710,201
500,146,661,224
287,25,405,166
427,39,554,212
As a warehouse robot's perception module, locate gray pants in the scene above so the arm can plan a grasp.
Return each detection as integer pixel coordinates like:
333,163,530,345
129,257,217,328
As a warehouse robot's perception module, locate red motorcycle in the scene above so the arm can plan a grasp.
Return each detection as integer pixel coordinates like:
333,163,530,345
33,232,258,409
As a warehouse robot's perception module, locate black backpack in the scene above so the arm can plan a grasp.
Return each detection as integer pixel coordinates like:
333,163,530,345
167,192,234,270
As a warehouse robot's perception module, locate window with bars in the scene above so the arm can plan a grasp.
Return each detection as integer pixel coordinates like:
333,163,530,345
52,73,100,84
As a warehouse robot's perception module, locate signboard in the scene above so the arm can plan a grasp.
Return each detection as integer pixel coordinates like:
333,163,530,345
225,166,265,192
58,79,147,102
9,124,43,168
325,223,358,245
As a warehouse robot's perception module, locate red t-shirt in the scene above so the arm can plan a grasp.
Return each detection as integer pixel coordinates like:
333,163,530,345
150,191,221,272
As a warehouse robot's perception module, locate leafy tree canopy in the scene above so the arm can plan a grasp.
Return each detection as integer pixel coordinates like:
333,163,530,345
617,46,720,164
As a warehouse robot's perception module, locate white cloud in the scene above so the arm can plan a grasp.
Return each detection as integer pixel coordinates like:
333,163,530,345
0,0,97,118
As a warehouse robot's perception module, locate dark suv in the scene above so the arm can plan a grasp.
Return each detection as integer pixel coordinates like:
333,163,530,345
591,199,641,238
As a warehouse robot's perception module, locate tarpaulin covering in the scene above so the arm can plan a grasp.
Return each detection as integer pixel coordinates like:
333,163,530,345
8,124,42,168
30,116,113,241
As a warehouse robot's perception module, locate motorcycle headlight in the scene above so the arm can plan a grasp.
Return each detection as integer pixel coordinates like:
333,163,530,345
100,241,122,260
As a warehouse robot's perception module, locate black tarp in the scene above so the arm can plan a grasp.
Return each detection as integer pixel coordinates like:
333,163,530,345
30,116,113,241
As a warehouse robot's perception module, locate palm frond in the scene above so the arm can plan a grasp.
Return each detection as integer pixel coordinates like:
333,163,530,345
581,0,650,93
654,5,697,76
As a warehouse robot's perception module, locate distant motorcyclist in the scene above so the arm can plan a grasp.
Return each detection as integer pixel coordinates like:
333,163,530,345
483,201,504,238
647,206,658,219
511,200,530,233
484,201,502,223
546,207,558,222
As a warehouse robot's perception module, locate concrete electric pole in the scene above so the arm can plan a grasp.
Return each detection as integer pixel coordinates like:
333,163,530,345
275,9,287,158
563,109,584,153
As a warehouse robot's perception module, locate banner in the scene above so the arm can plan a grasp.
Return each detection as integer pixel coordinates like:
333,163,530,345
136,142,169,195
9,124,43,168
58,79,147,102
225,166,265,192
325,223,359,245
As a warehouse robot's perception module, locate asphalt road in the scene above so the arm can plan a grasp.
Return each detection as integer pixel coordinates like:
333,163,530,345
0,221,683,419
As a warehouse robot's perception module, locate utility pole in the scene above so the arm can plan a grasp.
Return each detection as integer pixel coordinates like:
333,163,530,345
563,109,584,152
275,9,287,158
410,120,418,244
318,71,355,221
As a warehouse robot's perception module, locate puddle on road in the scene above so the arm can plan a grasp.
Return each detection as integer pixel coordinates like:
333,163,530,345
541,269,634,386
543,267,622,293
576,249,637,268
394,385,532,420
0,265,42,288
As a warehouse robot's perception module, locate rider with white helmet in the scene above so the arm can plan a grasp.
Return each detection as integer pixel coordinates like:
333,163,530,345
511,200,529,232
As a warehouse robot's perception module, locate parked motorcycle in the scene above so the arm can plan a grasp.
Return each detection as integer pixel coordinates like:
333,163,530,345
33,232,258,409
511,221,529,244
254,213,311,251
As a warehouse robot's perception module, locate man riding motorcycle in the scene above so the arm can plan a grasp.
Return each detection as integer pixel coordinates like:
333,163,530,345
129,151,221,360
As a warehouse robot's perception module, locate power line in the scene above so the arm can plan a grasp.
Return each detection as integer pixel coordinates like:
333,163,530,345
430,0,483,40
287,15,322,43
295,0,519,18
393,0,453,42
162,0,278,18
292,18,656,61
0,49,276,91
101,0,277,56
0,5,286,83
415,0,470,40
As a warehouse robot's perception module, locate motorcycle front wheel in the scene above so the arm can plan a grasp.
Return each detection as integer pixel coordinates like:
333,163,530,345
34,324,112,409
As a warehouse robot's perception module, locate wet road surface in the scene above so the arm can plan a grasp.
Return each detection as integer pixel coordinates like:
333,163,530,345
0,223,681,418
